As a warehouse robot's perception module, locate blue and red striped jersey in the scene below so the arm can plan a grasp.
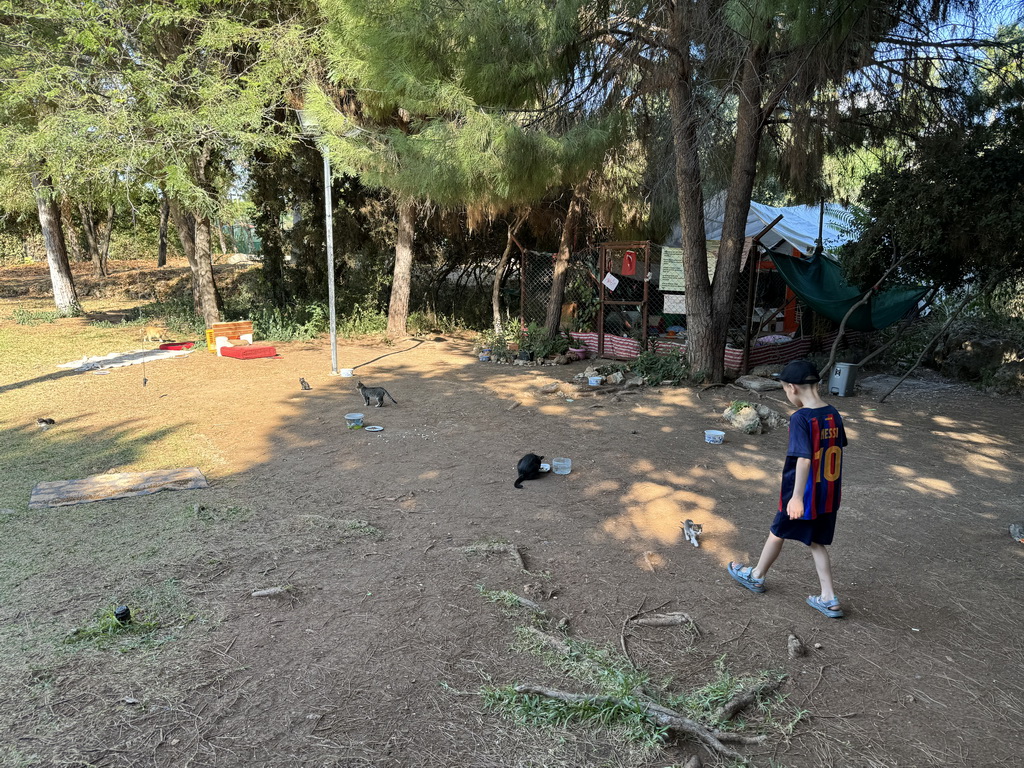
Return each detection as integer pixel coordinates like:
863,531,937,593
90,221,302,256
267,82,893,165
779,405,847,519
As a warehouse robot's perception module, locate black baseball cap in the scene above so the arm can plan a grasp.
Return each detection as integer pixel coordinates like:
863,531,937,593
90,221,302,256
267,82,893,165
778,359,820,384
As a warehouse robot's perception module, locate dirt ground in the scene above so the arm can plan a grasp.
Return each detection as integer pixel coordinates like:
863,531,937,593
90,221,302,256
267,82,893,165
2,261,1023,768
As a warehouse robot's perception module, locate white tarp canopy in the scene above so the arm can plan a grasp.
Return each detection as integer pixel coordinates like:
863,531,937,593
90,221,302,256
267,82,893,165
702,194,855,255
663,194,856,256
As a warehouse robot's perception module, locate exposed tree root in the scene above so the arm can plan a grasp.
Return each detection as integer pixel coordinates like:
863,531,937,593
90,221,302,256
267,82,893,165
714,678,785,722
460,541,529,572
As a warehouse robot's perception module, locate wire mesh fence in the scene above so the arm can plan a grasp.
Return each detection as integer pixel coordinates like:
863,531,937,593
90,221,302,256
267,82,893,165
516,240,864,370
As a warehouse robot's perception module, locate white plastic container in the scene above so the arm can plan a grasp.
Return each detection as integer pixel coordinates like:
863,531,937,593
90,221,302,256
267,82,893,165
704,430,725,444
588,376,603,386
551,457,572,474
345,413,364,428
829,362,858,397
339,368,354,377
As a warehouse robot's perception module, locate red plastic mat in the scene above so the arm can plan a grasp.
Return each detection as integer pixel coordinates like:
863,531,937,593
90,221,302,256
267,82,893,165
220,345,277,360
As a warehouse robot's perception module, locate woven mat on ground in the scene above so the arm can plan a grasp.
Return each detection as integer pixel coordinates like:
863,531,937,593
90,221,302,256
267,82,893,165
29,467,209,509
56,348,192,371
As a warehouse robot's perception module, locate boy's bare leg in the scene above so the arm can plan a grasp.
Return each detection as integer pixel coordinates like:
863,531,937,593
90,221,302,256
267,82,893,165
751,533,785,579
809,543,837,602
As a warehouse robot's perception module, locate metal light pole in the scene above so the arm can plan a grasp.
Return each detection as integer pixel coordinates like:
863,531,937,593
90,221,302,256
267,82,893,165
297,109,339,376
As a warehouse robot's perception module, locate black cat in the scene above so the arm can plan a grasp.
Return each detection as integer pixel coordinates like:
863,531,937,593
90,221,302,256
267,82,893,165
514,453,544,489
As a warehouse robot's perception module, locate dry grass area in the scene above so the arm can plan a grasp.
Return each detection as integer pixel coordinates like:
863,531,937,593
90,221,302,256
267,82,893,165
1,261,1023,767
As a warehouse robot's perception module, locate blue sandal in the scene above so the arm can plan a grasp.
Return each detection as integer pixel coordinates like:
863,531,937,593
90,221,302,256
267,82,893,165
727,562,765,593
806,595,844,618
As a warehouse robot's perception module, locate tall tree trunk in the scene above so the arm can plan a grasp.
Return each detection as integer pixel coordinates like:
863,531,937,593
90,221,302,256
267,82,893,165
387,199,416,337
59,197,83,262
702,45,769,382
670,26,769,382
193,215,221,326
78,201,99,265
157,193,169,267
544,184,587,337
492,212,527,333
94,203,114,278
31,173,81,316
167,198,203,313
668,9,713,378
186,145,223,326
216,219,229,256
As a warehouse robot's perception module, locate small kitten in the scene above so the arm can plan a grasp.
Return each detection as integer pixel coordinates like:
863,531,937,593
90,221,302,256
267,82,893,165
300,378,312,391
514,453,543,489
682,519,703,548
142,326,164,344
357,381,398,407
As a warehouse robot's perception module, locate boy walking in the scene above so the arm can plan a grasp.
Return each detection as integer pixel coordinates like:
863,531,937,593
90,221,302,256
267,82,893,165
727,359,848,618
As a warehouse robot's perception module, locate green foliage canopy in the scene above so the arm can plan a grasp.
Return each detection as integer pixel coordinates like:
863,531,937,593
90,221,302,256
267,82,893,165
310,0,620,212
843,26,1024,292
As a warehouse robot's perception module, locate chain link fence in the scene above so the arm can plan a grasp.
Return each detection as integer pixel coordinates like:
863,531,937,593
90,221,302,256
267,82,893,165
515,248,601,331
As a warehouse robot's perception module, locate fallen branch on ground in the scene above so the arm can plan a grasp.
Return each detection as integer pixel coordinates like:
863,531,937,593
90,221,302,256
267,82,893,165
632,611,696,628
250,586,290,598
513,684,751,763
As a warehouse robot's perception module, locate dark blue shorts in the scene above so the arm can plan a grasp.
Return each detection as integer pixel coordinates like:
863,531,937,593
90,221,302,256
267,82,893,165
770,510,836,546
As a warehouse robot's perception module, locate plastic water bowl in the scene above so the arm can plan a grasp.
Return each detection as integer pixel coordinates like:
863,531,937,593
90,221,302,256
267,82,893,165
704,430,725,444
339,368,354,377
551,457,572,474
345,413,364,429
588,376,604,387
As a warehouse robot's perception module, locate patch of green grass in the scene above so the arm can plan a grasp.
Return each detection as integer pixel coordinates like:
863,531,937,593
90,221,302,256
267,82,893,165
342,519,383,537
478,586,525,611
482,684,669,752
89,316,147,328
62,580,196,653
513,627,651,697
12,308,64,325
64,607,161,646
185,503,252,524
667,656,788,730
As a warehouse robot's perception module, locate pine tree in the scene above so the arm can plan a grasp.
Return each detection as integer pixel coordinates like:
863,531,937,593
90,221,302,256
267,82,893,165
563,0,1007,380
311,0,618,336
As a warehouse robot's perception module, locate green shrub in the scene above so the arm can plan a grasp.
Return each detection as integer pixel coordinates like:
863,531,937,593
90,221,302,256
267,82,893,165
135,296,206,337
247,302,329,341
630,349,691,384
407,310,465,336
337,302,388,337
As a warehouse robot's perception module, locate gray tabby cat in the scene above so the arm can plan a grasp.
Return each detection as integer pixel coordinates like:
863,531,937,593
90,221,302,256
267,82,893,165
357,381,398,407
682,519,703,548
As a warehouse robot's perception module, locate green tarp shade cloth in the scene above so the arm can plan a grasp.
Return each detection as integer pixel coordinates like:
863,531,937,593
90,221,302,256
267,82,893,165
769,253,929,332
29,467,209,508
